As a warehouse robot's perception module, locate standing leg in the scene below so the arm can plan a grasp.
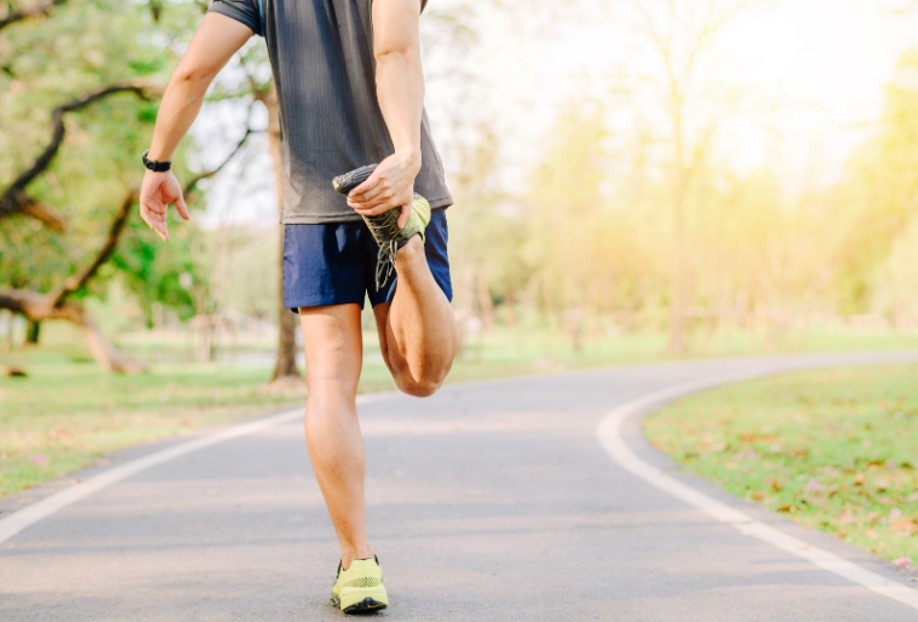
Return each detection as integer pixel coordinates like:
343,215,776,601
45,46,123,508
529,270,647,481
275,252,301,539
375,234,458,396
298,303,373,570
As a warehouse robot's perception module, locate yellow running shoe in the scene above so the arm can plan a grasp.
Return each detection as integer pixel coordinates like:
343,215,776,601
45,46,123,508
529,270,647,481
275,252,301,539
330,556,389,614
332,164,431,289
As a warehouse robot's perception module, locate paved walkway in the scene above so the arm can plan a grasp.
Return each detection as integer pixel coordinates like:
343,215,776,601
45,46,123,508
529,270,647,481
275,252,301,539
2,353,917,621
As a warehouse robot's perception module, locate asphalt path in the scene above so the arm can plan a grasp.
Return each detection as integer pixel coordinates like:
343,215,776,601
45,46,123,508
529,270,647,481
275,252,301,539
2,353,918,621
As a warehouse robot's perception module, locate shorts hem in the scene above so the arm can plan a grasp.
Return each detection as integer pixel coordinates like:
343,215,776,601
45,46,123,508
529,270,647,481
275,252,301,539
285,296,366,314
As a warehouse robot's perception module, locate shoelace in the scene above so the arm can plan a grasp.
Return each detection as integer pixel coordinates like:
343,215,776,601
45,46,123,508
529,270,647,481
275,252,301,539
375,240,398,290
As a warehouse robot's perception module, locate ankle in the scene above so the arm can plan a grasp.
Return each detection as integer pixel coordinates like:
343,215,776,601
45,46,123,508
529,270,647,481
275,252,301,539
395,234,424,264
341,547,375,569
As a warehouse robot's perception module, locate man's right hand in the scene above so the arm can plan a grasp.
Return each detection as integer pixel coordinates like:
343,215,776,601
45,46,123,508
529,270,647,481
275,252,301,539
346,151,421,229
139,170,189,242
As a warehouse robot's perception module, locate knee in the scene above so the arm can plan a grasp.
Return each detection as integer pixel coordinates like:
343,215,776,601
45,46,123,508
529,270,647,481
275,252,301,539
305,377,359,408
395,375,442,398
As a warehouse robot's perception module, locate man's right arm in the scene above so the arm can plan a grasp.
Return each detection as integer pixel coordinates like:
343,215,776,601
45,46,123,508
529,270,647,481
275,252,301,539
147,12,252,161
344,0,425,229
140,12,252,241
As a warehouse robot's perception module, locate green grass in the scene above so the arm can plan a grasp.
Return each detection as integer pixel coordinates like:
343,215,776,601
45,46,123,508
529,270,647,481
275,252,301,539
3,319,918,501
644,364,918,568
0,356,307,497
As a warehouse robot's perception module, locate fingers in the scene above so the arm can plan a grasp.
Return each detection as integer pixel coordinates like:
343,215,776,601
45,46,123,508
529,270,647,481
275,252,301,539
348,195,409,214
138,187,170,241
140,203,169,242
175,191,190,221
347,175,412,212
139,172,190,242
347,172,384,203
346,157,414,211
349,192,413,217
396,203,410,229
348,182,391,210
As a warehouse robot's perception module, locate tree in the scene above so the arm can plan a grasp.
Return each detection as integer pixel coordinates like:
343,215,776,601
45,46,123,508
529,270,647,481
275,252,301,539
621,0,759,352
0,0,252,370
524,98,671,338
248,78,301,382
816,48,918,325
831,50,918,316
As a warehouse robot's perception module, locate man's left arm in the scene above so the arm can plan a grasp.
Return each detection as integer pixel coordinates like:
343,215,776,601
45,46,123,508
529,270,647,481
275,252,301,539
139,12,252,242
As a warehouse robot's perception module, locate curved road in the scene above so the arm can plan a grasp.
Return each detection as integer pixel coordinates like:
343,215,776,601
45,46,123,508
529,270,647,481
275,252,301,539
2,353,917,621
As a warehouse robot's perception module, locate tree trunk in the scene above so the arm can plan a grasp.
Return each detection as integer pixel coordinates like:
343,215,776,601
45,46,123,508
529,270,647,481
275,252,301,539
76,310,145,373
476,268,495,332
263,81,300,381
26,319,40,345
0,289,145,373
667,90,689,355
273,227,300,381
2,309,14,350
503,285,518,328
667,180,688,354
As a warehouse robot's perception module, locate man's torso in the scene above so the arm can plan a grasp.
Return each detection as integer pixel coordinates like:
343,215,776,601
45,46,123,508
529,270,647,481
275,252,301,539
208,0,452,224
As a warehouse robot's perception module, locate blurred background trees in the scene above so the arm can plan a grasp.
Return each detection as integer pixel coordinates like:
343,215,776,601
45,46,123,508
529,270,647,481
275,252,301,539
0,0,275,374
2,0,918,376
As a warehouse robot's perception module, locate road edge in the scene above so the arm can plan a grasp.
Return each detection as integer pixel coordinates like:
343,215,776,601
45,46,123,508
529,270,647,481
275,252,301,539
0,394,397,545
596,359,918,611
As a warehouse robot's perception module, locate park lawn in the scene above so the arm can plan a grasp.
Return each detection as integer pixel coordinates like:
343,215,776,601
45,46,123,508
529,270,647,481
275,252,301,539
3,323,918,500
0,353,304,498
644,364,918,569
0,327,561,498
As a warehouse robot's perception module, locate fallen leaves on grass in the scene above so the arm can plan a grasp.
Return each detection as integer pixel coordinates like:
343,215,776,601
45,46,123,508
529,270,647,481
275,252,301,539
804,478,824,492
644,364,918,567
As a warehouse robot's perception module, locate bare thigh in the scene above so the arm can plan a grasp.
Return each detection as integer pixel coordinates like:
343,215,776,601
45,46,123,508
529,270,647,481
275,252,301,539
298,304,364,394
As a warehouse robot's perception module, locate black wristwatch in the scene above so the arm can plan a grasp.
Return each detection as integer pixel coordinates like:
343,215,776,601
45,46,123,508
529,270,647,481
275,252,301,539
142,149,171,172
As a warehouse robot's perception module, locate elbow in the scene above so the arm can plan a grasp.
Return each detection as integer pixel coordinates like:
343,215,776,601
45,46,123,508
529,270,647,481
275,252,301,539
171,63,215,89
374,46,418,65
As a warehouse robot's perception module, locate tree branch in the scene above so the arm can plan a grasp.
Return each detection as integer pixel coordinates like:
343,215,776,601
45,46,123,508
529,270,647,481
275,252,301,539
4,191,68,230
0,287,145,373
0,0,67,32
183,125,259,195
49,190,137,308
0,81,163,227
44,117,256,308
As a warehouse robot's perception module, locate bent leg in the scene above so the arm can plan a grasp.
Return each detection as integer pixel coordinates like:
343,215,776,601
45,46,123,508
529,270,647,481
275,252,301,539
375,234,458,397
299,303,373,569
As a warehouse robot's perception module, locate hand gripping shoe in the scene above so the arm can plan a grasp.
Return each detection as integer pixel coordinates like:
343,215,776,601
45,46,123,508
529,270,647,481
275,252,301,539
332,164,431,289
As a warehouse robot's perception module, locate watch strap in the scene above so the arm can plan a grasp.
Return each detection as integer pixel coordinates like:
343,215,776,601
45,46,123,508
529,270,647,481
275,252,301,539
142,150,171,172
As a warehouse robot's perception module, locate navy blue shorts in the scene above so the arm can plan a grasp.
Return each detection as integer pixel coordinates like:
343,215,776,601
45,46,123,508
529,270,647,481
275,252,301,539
282,208,452,313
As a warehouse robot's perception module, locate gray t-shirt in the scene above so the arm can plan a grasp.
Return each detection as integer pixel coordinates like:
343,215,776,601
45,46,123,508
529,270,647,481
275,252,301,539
208,0,452,224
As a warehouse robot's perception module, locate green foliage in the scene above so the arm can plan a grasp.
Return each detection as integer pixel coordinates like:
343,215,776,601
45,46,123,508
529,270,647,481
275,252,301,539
832,49,918,314
0,0,210,321
111,218,198,324
457,45,918,338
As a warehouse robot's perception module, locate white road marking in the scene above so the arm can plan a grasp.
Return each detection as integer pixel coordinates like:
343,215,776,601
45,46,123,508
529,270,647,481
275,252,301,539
5,353,918,611
0,394,393,545
596,369,918,611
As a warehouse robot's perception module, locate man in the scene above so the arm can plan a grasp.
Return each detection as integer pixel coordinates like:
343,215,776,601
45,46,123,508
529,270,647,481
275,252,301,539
138,0,457,614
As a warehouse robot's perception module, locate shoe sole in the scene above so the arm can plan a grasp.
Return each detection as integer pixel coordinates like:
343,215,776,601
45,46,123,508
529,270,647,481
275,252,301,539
343,597,387,614
331,587,389,615
332,164,377,196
